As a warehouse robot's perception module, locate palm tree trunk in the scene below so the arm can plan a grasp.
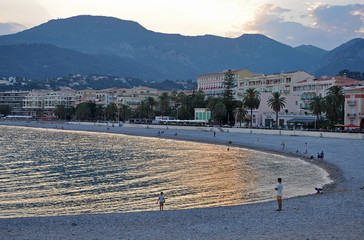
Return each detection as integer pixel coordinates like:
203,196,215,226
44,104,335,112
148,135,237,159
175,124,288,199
276,111,279,129
250,108,253,128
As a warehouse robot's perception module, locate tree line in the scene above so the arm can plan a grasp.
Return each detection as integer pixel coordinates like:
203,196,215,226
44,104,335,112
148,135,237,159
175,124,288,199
1,70,346,130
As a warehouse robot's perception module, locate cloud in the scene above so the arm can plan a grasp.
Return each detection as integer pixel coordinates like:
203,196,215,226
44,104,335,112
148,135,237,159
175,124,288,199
239,3,364,50
0,22,27,35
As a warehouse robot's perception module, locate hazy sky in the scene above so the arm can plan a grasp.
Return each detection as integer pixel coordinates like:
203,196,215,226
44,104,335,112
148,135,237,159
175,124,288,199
0,0,363,50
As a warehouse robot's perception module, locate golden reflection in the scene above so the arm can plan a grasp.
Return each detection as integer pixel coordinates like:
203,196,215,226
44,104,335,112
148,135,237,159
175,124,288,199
0,126,331,218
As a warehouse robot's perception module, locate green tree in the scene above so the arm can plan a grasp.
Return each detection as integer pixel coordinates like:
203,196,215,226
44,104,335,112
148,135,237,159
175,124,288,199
95,105,104,121
235,101,248,127
54,105,67,120
75,103,92,121
242,88,260,128
325,86,345,127
146,96,156,118
207,97,224,124
214,102,227,125
309,95,325,129
66,107,75,121
0,105,11,116
105,102,118,121
267,92,286,129
223,70,236,125
136,100,149,119
158,92,170,116
119,104,132,122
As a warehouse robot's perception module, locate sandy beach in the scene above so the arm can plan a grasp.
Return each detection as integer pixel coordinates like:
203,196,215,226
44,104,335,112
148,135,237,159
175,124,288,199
0,121,363,240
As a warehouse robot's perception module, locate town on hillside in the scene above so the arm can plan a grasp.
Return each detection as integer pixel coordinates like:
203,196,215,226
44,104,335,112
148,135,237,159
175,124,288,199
0,69,363,132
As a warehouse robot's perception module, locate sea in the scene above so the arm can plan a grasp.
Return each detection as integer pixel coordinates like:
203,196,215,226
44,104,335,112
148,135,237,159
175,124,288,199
0,125,332,218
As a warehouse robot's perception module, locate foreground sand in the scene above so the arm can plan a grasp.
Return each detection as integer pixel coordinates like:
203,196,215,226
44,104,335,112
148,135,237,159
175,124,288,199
0,121,363,239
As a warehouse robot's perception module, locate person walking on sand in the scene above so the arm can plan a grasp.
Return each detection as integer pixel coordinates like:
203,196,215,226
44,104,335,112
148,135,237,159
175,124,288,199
275,178,283,211
157,192,165,211
304,142,308,154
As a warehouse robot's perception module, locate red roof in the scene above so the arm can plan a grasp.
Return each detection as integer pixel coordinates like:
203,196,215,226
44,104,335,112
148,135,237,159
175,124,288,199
315,76,359,86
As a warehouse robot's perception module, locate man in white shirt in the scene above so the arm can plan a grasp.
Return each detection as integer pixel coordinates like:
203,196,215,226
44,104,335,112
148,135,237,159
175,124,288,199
275,178,283,211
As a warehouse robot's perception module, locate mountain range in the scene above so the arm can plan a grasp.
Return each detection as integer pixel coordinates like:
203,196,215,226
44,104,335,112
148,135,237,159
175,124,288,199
0,15,363,81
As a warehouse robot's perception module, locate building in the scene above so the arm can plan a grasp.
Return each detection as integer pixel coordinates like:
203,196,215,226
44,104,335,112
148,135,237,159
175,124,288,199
237,71,315,127
118,86,160,109
23,90,76,117
194,108,212,121
344,86,364,130
197,69,260,97
0,91,29,115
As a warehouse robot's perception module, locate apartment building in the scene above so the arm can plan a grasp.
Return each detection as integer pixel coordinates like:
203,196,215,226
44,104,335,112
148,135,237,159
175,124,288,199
236,71,315,126
118,87,160,109
74,87,160,109
344,86,364,130
23,90,76,117
0,91,29,115
199,68,361,127
197,69,260,97
293,75,359,110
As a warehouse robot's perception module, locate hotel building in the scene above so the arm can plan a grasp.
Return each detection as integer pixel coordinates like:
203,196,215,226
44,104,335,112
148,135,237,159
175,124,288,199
344,86,364,130
197,69,260,97
198,68,361,127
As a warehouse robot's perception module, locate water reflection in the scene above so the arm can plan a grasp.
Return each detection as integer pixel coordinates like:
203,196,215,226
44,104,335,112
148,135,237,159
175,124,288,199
0,126,330,218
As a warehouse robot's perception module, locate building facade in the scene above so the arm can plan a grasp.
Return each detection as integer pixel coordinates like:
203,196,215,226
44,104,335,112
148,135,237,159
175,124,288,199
344,86,364,130
23,90,76,117
0,91,29,115
197,69,260,97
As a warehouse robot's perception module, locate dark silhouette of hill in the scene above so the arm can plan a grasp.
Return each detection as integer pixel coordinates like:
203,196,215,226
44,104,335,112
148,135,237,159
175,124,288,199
0,15,362,80
0,43,165,80
313,38,364,76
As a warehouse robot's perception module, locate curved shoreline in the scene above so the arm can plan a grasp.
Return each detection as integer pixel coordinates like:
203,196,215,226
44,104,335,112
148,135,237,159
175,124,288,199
0,121,363,239
1,121,341,195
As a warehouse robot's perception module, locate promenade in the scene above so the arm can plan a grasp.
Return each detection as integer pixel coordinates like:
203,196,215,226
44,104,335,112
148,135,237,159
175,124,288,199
0,121,363,239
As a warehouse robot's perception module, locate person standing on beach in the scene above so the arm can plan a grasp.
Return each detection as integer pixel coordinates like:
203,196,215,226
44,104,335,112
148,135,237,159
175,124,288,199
281,141,285,150
157,192,165,211
304,142,308,154
275,178,283,211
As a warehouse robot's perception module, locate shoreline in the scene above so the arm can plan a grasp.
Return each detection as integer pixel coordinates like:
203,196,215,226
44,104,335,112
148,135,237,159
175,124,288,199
1,121,342,194
0,121,363,239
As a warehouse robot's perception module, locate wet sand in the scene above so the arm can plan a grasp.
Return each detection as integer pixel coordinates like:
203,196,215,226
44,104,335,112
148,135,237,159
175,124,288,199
0,121,363,239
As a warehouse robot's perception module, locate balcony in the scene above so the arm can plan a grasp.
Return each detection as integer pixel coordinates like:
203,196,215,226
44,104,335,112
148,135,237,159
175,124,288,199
347,113,356,118
359,113,364,118
347,100,356,106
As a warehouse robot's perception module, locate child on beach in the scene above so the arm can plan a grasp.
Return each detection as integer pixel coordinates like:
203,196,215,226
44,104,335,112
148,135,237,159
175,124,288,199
157,192,165,211
275,178,283,211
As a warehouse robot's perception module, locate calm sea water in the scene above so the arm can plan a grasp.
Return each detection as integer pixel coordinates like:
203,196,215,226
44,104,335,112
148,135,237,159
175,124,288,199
0,126,331,218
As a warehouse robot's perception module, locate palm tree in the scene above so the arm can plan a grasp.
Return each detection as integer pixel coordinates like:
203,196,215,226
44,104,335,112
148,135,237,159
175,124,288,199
242,88,260,128
119,104,131,122
105,102,118,121
158,92,170,116
309,95,325,129
214,102,227,125
146,96,156,119
267,92,286,129
326,86,345,124
235,101,248,127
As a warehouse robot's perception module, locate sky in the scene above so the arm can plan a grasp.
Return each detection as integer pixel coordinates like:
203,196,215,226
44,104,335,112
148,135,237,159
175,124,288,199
0,0,363,50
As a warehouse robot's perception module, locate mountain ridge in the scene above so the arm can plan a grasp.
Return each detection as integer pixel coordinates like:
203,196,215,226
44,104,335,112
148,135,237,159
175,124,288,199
0,15,363,80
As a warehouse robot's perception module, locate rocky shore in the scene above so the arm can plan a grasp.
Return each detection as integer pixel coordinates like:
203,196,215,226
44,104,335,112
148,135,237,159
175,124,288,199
0,121,363,239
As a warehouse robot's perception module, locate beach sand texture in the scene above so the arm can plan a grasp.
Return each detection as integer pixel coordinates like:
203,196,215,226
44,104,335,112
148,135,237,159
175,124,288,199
0,121,363,240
